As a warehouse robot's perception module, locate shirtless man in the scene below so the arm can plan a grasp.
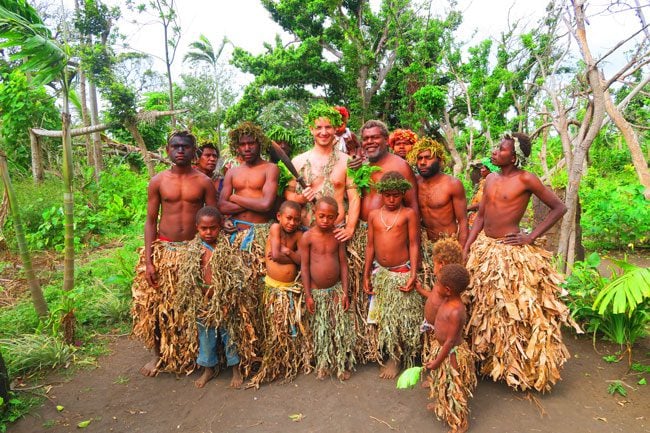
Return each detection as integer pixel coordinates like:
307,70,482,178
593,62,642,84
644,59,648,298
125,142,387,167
218,122,279,225
463,133,577,393
285,104,359,242
409,137,468,246
359,120,419,222
141,130,217,376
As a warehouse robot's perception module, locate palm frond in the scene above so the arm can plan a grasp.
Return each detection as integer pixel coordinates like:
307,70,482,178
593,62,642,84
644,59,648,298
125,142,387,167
0,0,67,86
593,263,650,316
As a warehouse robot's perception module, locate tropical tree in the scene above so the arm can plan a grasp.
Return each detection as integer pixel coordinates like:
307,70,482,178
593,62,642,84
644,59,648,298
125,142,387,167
184,34,229,145
0,150,48,317
0,0,75,330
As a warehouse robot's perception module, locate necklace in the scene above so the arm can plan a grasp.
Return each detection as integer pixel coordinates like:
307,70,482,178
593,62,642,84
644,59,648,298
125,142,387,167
379,206,401,231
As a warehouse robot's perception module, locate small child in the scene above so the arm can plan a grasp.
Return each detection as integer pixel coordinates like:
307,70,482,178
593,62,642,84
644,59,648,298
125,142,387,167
424,263,476,433
194,206,243,389
300,196,355,380
249,201,311,387
363,171,421,379
416,238,464,328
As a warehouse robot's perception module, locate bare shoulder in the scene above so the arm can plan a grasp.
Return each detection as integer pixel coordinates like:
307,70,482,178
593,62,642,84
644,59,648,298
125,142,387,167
403,206,417,219
446,174,466,192
518,170,545,190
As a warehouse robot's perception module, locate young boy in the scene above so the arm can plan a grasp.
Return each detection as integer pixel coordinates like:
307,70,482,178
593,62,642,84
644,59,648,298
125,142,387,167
424,263,476,433
363,171,421,379
194,206,243,389
300,196,356,380
249,200,312,387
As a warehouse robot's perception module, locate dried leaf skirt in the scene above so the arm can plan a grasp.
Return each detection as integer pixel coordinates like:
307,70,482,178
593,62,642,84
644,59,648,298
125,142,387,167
248,276,313,387
373,266,423,368
131,240,202,374
309,283,356,379
465,232,578,392
347,223,380,363
427,340,477,432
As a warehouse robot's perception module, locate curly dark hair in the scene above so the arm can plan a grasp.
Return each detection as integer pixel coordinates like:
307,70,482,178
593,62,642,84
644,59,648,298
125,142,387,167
168,130,197,147
228,121,270,155
439,263,470,294
432,238,463,266
196,206,222,225
315,196,338,214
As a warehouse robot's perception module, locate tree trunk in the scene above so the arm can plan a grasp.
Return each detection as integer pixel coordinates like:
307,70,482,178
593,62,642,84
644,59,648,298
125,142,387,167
78,68,95,175
88,81,103,174
61,109,75,294
603,85,650,199
0,152,48,317
440,112,463,176
125,121,156,177
29,129,43,184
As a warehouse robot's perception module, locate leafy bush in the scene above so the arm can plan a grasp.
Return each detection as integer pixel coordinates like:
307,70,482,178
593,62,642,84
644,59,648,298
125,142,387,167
563,253,650,355
580,166,650,250
0,334,75,377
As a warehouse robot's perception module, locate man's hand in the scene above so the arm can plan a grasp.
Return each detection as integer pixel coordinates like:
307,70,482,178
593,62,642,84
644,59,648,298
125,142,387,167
401,275,417,292
333,225,354,242
301,186,318,202
363,277,374,295
502,231,533,246
145,263,158,288
341,293,350,311
306,295,315,314
223,218,237,234
347,155,363,170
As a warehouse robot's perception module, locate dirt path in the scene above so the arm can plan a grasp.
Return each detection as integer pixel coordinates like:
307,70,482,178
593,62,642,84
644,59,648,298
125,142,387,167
10,334,649,433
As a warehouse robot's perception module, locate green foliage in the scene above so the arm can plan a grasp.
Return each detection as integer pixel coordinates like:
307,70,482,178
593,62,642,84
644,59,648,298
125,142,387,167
580,166,650,249
0,334,75,377
347,164,381,193
0,393,41,432
5,163,147,252
607,381,627,397
593,259,650,316
277,161,293,196
562,253,650,350
0,70,58,171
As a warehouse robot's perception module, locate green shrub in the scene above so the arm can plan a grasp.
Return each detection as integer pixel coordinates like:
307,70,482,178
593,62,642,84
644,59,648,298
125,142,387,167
580,166,650,250
0,334,75,377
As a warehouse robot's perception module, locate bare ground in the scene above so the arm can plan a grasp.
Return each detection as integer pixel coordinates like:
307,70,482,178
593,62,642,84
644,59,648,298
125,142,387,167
9,334,650,433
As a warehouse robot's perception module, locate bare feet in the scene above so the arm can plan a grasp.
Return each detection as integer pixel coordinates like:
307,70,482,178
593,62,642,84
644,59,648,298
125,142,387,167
316,368,329,380
421,377,432,389
140,357,159,377
194,366,216,388
338,370,351,381
230,365,243,388
379,358,400,379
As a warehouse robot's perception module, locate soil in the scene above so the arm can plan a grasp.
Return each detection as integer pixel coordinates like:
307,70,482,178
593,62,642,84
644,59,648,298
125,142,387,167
9,334,650,433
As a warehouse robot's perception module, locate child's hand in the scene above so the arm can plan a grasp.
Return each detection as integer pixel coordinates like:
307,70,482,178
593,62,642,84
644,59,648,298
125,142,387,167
425,359,440,370
363,278,374,295
341,293,350,311
401,275,416,292
280,246,293,256
306,295,315,314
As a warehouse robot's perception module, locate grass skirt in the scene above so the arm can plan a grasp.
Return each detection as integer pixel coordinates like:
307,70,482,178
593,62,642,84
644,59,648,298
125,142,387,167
373,266,423,368
202,233,261,378
131,239,203,374
427,339,477,432
248,276,313,388
347,223,380,363
420,234,436,289
310,283,356,378
465,232,580,392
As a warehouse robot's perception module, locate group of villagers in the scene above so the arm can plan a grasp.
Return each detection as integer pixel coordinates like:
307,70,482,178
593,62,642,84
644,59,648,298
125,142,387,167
131,104,580,433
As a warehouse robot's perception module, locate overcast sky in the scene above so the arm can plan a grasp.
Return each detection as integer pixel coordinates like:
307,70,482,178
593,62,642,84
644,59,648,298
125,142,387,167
62,0,646,86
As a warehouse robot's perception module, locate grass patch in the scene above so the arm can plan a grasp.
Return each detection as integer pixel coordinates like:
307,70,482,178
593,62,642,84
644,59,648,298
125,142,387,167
0,334,75,377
